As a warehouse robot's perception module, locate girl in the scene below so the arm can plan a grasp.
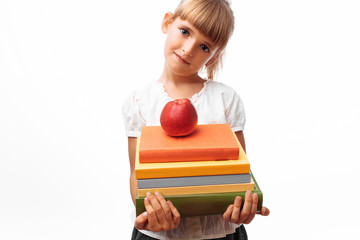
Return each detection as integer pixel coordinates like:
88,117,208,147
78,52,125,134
122,0,270,239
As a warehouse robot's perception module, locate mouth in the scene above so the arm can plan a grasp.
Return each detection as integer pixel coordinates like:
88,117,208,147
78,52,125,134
174,52,190,65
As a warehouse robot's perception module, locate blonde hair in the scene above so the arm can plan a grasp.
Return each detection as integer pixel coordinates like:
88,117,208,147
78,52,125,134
170,0,235,80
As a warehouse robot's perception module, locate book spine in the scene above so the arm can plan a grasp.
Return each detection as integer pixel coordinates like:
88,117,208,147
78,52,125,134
136,190,263,217
137,173,252,189
135,163,250,179
139,147,239,163
137,182,254,197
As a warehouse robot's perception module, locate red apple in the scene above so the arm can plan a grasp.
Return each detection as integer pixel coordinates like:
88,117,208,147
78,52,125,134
160,98,198,136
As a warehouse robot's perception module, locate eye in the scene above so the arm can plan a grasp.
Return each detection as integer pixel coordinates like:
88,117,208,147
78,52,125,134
180,28,189,36
200,44,210,53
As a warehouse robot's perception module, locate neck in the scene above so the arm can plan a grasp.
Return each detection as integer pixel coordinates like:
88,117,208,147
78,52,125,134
158,62,203,85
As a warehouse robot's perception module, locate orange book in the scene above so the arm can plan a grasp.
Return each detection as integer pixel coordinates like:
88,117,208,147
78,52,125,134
139,124,239,163
135,135,250,179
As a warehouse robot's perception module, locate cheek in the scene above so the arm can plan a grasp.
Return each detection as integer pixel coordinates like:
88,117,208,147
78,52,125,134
164,38,174,53
166,32,183,49
194,55,212,67
164,38,171,53
202,53,217,66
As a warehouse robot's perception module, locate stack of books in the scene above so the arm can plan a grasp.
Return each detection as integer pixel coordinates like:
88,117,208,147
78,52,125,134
135,124,263,217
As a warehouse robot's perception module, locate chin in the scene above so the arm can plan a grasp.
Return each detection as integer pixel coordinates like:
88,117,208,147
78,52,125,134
165,61,198,78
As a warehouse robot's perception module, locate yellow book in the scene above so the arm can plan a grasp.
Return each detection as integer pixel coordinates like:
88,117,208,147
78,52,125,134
137,180,255,197
135,133,250,179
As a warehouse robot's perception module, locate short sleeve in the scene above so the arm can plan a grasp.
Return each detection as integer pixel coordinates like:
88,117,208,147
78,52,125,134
122,92,146,137
224,89,246,132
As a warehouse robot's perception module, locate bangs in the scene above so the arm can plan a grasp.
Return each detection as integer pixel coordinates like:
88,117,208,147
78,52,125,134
171,0,234,51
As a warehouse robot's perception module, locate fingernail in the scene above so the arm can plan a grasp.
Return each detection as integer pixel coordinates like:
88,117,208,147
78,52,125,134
263,208,267,215
236,197,241,203
246,191,251,197
143,212,148,217
155,192,160,196
144,197,149,203
146,192,151,196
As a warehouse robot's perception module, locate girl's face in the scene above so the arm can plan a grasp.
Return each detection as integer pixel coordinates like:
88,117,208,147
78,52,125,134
162,13,219,78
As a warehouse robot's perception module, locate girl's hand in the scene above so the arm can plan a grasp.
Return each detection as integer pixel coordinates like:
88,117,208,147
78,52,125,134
223,191,270,224
134,192,181,232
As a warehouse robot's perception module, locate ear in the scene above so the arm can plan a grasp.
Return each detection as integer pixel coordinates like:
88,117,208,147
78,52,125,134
205,53,220,67
161,12,173,34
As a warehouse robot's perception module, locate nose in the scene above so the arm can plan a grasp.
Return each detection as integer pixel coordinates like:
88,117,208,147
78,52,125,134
182,39,196,56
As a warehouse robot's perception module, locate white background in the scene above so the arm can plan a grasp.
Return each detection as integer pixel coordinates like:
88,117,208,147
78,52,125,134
1,0,359,239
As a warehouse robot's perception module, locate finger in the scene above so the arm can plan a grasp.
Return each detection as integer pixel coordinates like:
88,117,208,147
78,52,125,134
134,211,148,230
167,201,181,227
243,193,258,224
144,196,159,231
146,192,167,225
258,206,270,216
237,191,252,224
155,192,173,225
223,204,234,221
230,196,242,223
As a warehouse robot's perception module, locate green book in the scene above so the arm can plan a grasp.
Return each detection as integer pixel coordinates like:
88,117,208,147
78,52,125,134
136,171,263,217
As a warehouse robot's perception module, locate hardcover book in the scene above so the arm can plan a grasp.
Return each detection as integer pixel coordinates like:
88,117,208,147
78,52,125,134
139,124,240,163
136,172,263,217
137,180,254,197
137,173,252,189
135,136,250,179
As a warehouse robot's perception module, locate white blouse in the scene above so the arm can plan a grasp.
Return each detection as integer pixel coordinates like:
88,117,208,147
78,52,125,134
122,79,246,240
